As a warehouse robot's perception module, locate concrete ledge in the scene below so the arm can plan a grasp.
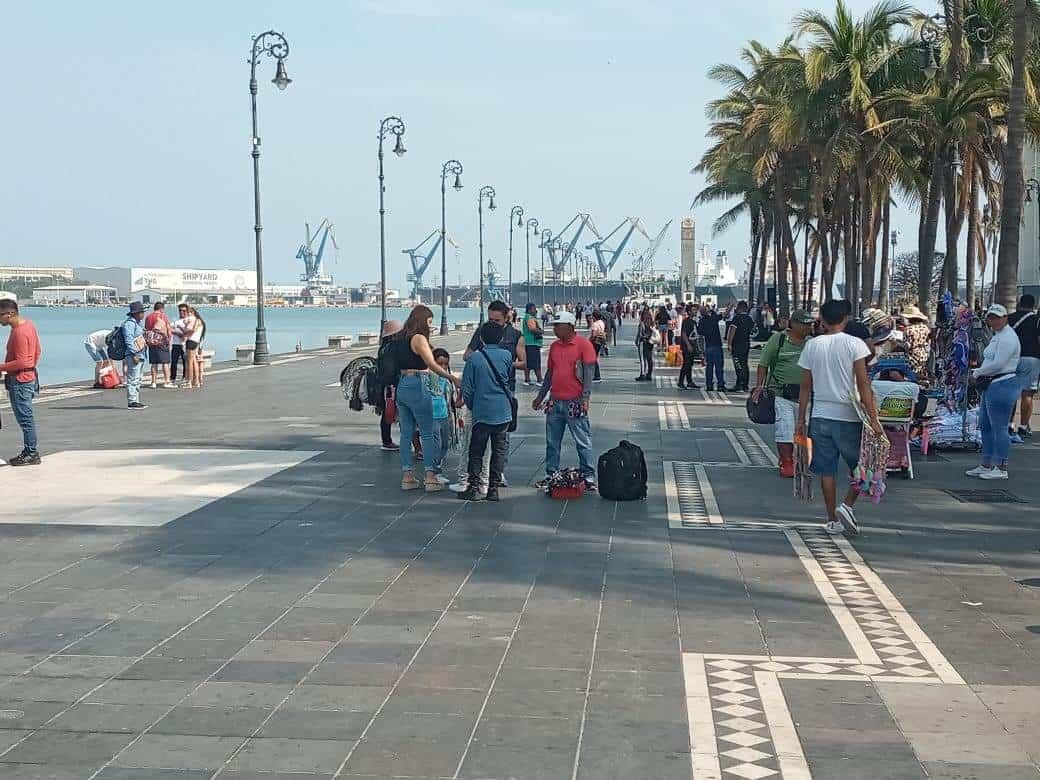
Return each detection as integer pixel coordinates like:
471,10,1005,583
327,335,354,349
236,346,255,364
201,349,215,370
357,332,378,347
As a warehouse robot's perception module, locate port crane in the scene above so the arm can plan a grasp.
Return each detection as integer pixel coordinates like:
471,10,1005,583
545,213,601,277
297,219,339,297
629,220,672,278
402,230,458,301
586,217,650,276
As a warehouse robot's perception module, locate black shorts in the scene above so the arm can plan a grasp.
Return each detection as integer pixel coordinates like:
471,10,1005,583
525,344,542,372
148,345,171,364
185,340,200,351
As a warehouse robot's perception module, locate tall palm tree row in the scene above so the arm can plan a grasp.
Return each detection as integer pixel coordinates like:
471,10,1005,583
694,0,1039,316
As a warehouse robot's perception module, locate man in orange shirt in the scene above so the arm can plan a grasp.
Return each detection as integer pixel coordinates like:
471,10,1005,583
533,311,598,490
0,299,43,465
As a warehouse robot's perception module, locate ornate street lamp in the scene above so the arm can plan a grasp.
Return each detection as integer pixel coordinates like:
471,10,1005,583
247,31,291,365
377,116,406,334
539,228,553,307
439,160,463,335
508,205,524,304
525,218,539,306
477,186,496,323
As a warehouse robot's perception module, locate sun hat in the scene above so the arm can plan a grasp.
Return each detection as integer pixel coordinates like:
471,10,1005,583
551,311,577,326
986,303,1009,318
127,301,146,315
901,304,928,323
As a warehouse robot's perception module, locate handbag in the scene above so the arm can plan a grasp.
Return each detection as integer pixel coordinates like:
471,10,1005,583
384,393,398,424
746,388,776,424
478,348,518,433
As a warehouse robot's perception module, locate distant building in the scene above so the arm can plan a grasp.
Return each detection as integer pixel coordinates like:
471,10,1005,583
32,284,117,305
0,266,74,283
1020,144,1040,290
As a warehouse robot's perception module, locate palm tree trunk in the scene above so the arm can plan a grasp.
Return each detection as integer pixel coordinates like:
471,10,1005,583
782,213,800,313
774,167,791,316
859,165,876,310
807,231,820,309
996,0,1031,309
919,148,945,313
748,209,761,306
965,167,979,309
943,147,967,298
758,211,770,306
878,196,891,309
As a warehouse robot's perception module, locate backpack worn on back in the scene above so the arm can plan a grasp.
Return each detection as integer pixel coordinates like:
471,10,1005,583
597,440,648,501
376,335,402,389
105,323,129,361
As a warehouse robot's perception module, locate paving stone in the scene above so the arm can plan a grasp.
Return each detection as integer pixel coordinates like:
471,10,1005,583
0,675,107,703
0,764,90,779
575,748,692,780
877,683,1012,735
806,757,927,779
341,739,463,777
85,680,195,705
184,682,293,709
257,709,372,740
395,663,495,690
323,643,420,665
212,661,314,684
116,658,225,682
282,684,389,712
920,762,1040,779
2,730,134,764
111,734,242,770
471,714,580,749
364,711,475,744
226,737,354,774
484,688,586,719
458,744,575,779
151,705,273,737
0,700,70,729
30,655,136,679
96,769,213,779
492,667,587,691
306,662,404,687
902,731,1033,765
42,702,170,733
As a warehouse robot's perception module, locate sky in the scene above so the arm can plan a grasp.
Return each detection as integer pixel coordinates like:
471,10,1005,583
2,0,926,293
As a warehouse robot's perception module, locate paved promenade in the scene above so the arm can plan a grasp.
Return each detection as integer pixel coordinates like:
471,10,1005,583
0,329,1038,779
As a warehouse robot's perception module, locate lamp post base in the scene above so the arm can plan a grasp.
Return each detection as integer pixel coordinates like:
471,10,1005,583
439,317,449,336
253,327,271,365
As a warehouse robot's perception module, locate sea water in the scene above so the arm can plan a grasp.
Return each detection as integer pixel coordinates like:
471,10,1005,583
8,306,477,385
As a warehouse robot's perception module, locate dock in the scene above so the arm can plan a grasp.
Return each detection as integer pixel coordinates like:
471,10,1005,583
0,331,1038,778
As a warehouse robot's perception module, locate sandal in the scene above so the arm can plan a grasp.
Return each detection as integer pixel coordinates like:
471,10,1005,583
423,477,444,492
401,475,421,491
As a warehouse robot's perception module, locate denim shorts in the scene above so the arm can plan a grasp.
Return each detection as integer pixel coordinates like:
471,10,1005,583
85,341,107,362
809,417,863,476
1015,356,1040,394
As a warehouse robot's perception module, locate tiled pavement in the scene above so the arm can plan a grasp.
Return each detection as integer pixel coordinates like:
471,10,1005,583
0,329,1038,778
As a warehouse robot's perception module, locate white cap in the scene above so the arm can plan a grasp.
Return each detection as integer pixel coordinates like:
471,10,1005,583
551,311,577,326
986,303,1009,318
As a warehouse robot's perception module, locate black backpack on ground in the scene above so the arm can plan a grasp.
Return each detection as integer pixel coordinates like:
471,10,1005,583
597,440,648,501
105,322,129,361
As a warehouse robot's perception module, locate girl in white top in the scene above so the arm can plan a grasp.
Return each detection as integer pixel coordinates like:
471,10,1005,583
967,304,1021,479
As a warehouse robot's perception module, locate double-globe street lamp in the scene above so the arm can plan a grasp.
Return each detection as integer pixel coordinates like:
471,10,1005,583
920,13,993,79
248,31,292,365
440,160,464,335
477,186,497,323
525,218,539,306
507,206,524,304
539,228,553,307
377,117,407,333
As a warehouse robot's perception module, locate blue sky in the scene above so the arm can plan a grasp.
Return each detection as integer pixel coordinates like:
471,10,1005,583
2,0,922,291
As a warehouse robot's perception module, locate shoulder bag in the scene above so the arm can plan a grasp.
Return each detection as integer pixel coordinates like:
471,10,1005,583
478,349,518,432
746,333,789,424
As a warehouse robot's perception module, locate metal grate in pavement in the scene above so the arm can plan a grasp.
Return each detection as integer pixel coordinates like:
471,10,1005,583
944,489,1025,504
725,429,779,467
664,461,722,526
655,376,677,389
697,389,733,405
658,400,692,430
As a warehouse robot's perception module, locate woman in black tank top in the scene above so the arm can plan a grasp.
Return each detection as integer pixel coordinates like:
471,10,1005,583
394,305,461,492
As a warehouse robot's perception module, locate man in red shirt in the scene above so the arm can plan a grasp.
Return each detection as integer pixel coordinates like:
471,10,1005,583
0,299,43,465
144,301,174,389
533,311,598,489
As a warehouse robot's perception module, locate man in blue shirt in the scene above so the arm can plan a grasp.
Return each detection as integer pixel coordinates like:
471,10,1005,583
459,321,515,502
123,302,148,410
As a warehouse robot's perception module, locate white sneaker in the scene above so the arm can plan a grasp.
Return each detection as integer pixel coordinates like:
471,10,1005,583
835,503,860,536
448,482,468,493
436,475,451,485
979,467,1009,480
163,382,177,389
149,381,157,389
823,520,844,534
965,465,991,477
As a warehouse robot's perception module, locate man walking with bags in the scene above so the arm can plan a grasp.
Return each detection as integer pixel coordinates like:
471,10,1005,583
123,302,149,410
0,299,43,465
533,311,598,491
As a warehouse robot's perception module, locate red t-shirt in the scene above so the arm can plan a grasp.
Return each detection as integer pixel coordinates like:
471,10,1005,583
0,319,42,383
547,334,597,400
144,311,168,331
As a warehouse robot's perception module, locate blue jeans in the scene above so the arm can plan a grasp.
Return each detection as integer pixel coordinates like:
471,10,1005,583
7,377,39,456
704,346,724,389
125,358,144,404
545,400,595,479
980,377,1018,465
396,375,439,473
809,417,863,476
433,416,453,473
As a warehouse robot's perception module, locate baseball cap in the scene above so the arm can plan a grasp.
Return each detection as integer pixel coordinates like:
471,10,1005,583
551,311,577,326
790,309,814,325
986,303,1009,318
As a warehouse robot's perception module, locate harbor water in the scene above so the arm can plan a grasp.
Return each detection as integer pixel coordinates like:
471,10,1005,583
10,306,477,385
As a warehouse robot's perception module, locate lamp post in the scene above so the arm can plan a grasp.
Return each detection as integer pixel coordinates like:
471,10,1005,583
248,31,291,365
507,206,524,304
477,186,496,323
377,117,406,334
920,13,993,79
552,238,562,305
525,218,539,306
539,228,552,307
440,160,463,335
1027,179,1040,299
